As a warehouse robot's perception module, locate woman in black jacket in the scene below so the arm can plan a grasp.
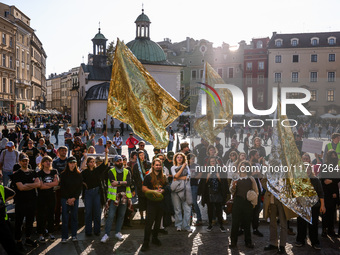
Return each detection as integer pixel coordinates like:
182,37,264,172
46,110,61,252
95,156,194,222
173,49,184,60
60,156,83,243
320,149,340,237
200,157,228,232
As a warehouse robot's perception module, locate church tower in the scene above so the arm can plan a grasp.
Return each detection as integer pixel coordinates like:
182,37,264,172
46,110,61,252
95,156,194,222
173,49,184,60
91,27,108,67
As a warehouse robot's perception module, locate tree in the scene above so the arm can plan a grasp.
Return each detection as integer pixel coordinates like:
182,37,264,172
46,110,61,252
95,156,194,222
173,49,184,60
106,40,115,65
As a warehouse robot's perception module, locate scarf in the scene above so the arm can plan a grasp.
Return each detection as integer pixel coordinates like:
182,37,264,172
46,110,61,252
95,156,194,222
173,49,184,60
137,158,145,182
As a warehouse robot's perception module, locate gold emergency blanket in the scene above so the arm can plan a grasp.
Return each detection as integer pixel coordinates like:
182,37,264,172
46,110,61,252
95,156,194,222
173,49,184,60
193,63,233,144
107,39,186,148
267,100,318,223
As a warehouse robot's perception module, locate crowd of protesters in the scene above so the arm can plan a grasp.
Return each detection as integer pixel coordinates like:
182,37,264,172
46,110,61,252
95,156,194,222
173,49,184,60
0,119,340,254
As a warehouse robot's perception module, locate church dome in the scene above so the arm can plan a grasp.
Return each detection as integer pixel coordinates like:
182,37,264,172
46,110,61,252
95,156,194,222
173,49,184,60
92,28,107,41
127,39,166,62
127,9,166,63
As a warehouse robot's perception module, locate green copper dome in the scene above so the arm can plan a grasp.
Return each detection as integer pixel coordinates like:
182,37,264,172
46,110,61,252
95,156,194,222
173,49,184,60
92,28,107,40
127,39,166,62
135,12,150,23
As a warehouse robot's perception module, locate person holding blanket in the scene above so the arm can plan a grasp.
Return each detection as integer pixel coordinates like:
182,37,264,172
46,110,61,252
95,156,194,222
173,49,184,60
170,152,192,232
141,158,169,252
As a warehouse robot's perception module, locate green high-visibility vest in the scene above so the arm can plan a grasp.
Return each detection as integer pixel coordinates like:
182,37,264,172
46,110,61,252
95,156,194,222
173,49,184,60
327,143,340,165
0,185,8,221
107,168,132,200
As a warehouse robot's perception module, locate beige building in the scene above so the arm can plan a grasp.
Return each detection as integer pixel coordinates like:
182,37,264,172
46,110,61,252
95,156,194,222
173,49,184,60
0,15,16,113
268,31,340,115
46,79,52,109
0,3,47,113
51,74,61,110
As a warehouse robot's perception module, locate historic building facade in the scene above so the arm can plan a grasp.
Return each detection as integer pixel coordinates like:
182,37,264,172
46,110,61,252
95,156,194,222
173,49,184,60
268,31,340,115
0,3,47,114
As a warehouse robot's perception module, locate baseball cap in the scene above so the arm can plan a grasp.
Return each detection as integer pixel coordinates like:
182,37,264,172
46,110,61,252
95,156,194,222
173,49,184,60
67,156,77,163
113,155,122,162
6,141,14,147
19,153,29,161
167,151,174,160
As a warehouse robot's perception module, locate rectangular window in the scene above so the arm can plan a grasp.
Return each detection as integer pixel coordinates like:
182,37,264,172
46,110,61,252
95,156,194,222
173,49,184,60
258,75,264,85
257,91,264,103
311,54,317,62
310,90,317,102
180,71,183,81
258,61,264,70
275,55,281,63
310,72,317,82
246,74,252,85
292,72,299,82
329,54,335,62
228,68,234,78
2,54,5,67
328,72,335,82
191,70,197,80
246,62,252,71
22,51,25,62
327,89,334,102
2,78,6,93
9,37,12,47
293,55,299,63
9,56,12,69
9,80,13,93
2,33,6,45
274,73,281,83
217,68,223,77
200,69,204,79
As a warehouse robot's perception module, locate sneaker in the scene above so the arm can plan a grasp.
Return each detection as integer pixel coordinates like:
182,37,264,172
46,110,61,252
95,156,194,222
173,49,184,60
61,239,67,243
295,241,304,247
151,238,162,246
141,243,149,252
39,236,47,243
49,234,56,241
115,232,124,241
220,226,226,233
194,221,203,226
25,238,38,247
72,236,78,242
312,244,321,250
253,229,263,237
16,242,27,252
207,225,213,232
176,227,181,232
101,234,109,243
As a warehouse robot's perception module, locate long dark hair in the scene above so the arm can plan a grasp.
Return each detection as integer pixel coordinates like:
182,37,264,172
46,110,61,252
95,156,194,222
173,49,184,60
326,149,338,166
150,158,167,189
61,162,81,174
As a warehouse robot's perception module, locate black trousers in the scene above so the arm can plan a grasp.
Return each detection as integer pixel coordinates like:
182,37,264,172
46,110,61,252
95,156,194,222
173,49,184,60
15,199,36,240
252,198,261,230
207,202,223,226
322,198,336,232
143,202,163,243
231,196,253,245
296,205,320,245
0,221,22,255
37,194,56,234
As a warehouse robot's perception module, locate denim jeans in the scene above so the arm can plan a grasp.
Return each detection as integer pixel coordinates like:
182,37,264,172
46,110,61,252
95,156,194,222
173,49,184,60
105,198,127,236
61,198,79,239
116,149,122,155
55,134,59,144
65,144,71,157
191,185,202,221
171,192,191,230
167,141,173,152
2,171,12,187
84,187,102,235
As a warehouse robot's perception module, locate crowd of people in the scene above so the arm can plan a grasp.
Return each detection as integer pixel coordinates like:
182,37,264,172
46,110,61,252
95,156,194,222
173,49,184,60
0,120,339,254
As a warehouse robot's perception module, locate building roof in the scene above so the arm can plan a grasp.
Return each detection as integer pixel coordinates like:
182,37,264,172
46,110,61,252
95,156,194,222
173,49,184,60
81,64,112,81
127,38,167,63
135,10,150,23
268,31,340,48
92,28,107,41
84,82,110,101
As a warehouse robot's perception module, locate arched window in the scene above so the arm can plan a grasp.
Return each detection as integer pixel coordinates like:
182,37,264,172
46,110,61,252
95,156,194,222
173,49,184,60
275,39,283,47
311,37,319,46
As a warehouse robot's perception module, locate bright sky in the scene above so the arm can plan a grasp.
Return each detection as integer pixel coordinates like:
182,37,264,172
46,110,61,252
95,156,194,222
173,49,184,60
3,0,340,76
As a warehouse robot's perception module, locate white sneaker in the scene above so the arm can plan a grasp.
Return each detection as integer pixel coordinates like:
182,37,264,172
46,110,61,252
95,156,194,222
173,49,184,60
115,232,124,241
101,234,109,243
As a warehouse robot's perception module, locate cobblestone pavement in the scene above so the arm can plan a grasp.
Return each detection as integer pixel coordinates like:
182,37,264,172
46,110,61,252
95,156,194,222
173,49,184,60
1,219,339,255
